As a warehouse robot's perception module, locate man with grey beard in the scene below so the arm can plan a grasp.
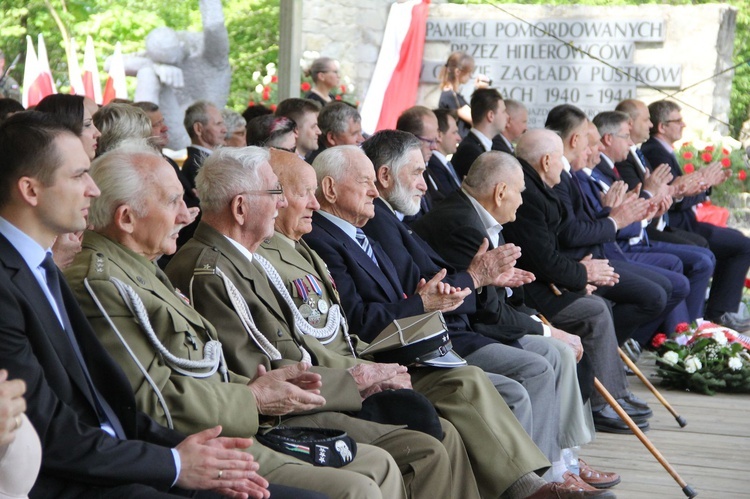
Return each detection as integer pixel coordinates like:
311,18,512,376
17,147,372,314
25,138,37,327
361,130,614,490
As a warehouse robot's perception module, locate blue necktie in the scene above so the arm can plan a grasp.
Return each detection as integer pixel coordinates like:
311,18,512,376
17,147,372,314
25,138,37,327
635,148,649,170
41,254,126,439
355,229,379,267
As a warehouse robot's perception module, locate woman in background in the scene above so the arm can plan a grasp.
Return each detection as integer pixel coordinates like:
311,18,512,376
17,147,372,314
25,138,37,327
36,94,101,160
438,51,489,139
305,57,339,106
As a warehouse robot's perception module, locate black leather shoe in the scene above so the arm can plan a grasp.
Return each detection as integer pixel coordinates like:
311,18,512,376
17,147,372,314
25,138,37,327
593,405,649,434
621,392,649,410
615,397,652,421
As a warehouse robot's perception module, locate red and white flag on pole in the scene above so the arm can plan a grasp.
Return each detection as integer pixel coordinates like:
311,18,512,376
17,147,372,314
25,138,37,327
82,36,102,104
37,34,58,96
21,35,55,108
102,42,127,104
360,0,430,134
67,37,85,96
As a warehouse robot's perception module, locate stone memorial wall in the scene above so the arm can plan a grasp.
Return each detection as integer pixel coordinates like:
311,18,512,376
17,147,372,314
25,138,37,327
302,1,737,135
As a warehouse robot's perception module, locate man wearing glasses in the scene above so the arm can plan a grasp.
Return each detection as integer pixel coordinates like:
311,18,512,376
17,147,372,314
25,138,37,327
642,100,750,330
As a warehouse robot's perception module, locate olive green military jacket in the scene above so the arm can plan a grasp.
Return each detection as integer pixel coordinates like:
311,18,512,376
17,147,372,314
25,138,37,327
165,222,363,413
257,232,372,361
64,231,262,437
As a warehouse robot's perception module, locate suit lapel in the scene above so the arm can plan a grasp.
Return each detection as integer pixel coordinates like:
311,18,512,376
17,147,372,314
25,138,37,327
194,224,289,323
0,235,96,406
312,213,403,301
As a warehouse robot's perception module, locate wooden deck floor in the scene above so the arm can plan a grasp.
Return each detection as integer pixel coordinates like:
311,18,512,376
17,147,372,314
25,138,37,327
580,351,750,499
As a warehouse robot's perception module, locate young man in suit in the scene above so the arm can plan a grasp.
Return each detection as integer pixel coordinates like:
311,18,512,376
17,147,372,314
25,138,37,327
614,98,708,248
426,109,463,197
0,111,276,498
642,100,750,329
451,88,508,179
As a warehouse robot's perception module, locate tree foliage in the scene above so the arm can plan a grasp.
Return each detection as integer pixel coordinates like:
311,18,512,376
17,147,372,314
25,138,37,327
0,0,279,109
451,0,750,139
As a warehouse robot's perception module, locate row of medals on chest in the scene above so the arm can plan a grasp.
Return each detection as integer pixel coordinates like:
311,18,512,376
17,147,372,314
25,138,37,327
293,275,329,326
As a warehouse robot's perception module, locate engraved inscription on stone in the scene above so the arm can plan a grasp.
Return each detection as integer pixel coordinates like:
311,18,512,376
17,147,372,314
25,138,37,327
422,19,682,127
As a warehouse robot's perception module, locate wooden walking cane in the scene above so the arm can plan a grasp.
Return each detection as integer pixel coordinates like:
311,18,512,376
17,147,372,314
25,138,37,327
595,378,697,498
618,347,688,427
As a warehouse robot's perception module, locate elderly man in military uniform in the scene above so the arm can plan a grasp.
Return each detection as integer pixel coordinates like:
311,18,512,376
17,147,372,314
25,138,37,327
166,148,611,499
63,141,414,499
165,146,480,499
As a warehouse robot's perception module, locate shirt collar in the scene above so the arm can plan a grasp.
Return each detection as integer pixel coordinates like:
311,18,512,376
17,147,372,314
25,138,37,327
0,216,49,272
498,133,513,151
224,235,254,263
470,128,493,152
562,156,572,175
462,188,503,247
317,210,358,242
431,150,448,166
599,152,614,168
190,144,214,155
654,136,674,153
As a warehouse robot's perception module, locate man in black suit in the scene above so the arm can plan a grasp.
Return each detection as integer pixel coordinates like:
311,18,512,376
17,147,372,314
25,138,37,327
614,98,709,248
545,104,675,346
0,112,272,498
642,100,750,329
182,100,227,191
415,145,649,435
451,88,508,179
591,111,715,336
492,98,527,154
426,109,463,198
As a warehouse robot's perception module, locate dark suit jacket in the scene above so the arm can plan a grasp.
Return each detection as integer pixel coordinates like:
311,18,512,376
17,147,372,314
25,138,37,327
426,155,461,198
181,146,209,191
615,150,647,191
553,170,616,260
0,234,179,497
366,198,537,344
502,159,587,317
491,134,514,155
641,136,706,231
451,131,487,180
304,212,491,356
411,190,545,339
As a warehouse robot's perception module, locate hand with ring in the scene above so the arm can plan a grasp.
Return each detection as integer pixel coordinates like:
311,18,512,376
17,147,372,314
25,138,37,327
0,369,27,447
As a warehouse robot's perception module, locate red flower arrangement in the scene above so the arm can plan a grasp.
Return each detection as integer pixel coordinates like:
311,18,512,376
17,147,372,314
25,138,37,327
651,333,668,349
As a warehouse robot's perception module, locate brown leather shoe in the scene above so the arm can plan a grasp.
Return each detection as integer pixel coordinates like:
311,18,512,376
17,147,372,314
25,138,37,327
524,473,617,498
578,459,621,489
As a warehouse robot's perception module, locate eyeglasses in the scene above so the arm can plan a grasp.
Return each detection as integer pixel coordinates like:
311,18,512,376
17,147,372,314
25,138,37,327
416,135,438,148
244,183,285,200
612,133,631,140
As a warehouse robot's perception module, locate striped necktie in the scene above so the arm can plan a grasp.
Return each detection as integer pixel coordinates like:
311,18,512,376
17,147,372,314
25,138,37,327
355,229,379,267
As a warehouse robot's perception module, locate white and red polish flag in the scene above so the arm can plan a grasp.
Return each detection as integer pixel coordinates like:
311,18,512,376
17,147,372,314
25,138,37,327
82,36,102,104
102,42,128,105
67,37,86,96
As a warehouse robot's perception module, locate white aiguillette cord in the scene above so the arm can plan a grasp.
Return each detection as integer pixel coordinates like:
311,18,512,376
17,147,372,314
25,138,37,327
211,266,311,364
85,276,229,428
254,253,356,357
